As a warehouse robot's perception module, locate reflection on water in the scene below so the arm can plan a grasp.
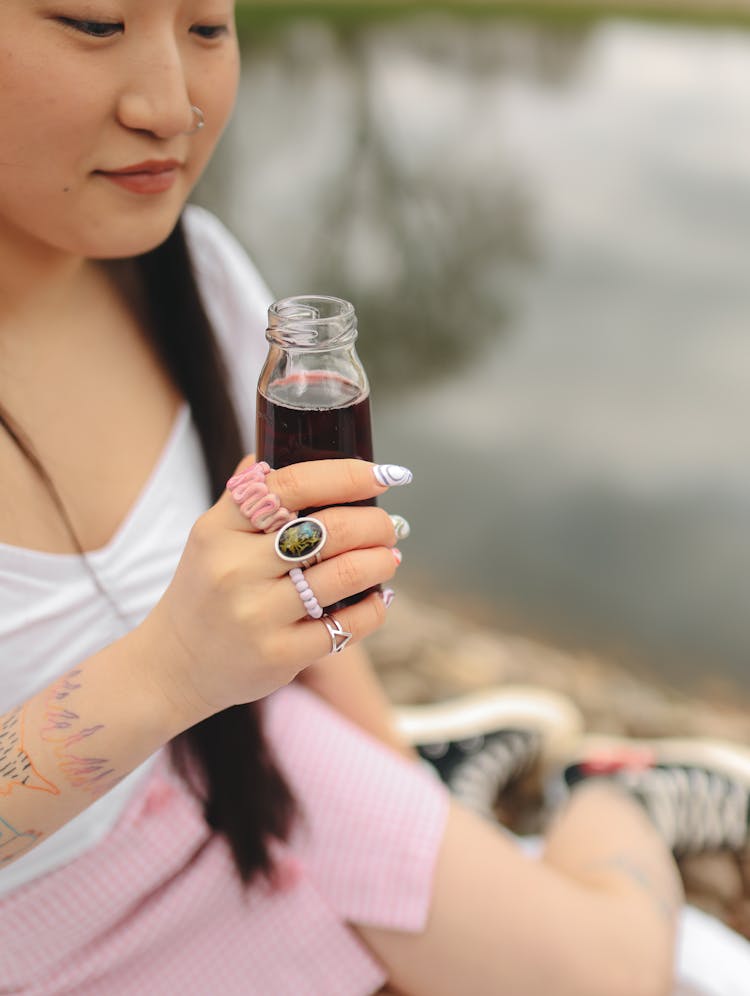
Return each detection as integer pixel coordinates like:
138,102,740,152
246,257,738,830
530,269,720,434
200,15,550,386
196,14,750,691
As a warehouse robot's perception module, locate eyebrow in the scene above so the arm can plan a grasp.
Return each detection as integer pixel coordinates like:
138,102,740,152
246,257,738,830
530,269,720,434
31,1,116,12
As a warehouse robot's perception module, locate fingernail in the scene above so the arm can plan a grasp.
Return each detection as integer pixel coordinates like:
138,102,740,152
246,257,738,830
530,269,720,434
373,464,413,487
389,514,411,540
380,587,395,608
391,548,403,565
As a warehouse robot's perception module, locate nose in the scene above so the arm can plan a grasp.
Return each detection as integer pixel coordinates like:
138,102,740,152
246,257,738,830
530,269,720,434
116,38,196,139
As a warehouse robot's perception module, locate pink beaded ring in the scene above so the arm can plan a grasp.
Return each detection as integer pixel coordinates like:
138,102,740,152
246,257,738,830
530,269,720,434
289,566,323,620
225,462,296,534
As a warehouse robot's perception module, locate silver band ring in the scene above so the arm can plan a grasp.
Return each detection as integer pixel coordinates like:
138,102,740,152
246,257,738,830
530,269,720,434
299,552,322,570
321,613,353,655
275,516,327,566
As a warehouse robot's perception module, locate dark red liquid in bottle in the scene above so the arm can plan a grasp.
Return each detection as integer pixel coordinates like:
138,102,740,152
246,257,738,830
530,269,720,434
256,371,376,609
256,372,374,470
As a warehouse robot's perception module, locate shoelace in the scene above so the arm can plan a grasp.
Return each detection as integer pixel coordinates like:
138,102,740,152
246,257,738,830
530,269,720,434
448,731,541,819
621,765,750,854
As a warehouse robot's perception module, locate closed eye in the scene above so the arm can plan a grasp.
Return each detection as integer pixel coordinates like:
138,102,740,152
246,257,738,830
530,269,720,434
190,24,230,41
56,17,123,38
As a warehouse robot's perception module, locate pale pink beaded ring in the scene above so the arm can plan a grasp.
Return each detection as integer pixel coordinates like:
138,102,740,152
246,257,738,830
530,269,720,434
288,566,323,620
225,462,295,533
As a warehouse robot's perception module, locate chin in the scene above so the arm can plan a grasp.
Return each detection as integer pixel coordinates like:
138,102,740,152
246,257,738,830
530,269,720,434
86,209,185,260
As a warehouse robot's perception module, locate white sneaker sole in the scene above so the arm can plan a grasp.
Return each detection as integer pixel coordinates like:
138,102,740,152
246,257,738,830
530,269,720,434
393,685,584,760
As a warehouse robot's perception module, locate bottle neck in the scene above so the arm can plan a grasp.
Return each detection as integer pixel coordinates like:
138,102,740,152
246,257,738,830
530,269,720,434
266,295,357,350
259,295,369,410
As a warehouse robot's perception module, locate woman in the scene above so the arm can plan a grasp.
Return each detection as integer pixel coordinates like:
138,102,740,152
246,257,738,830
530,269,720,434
0,2,712,993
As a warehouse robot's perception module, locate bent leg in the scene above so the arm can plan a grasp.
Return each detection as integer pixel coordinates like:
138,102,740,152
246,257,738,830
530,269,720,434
354,789,679,996
513,834,750,996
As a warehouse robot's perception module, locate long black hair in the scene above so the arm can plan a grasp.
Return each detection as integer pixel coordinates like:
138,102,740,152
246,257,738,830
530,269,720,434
0,215,297,884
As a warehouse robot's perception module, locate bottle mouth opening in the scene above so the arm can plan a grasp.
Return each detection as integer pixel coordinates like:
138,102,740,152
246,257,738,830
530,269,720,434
267,295,357,346
270,295,355,325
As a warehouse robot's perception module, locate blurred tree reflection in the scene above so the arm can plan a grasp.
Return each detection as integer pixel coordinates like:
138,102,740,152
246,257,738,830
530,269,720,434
196,15,596,390
307,24,534,390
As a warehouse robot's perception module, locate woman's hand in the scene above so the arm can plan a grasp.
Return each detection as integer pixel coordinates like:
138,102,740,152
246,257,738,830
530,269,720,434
138,457,406,725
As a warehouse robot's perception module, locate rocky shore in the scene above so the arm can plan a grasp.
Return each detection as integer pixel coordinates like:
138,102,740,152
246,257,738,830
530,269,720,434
367,591,750,940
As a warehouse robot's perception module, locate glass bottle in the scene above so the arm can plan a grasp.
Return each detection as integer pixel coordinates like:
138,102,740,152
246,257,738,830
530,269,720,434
256,295,376,610
256,294,374,473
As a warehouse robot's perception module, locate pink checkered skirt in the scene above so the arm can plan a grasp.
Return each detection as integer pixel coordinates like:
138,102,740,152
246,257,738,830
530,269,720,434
0,684,450,995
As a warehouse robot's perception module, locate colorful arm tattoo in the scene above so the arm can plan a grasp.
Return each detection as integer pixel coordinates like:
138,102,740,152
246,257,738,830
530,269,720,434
0,708,59,797
0,668,121,801
0,815,43,866
40,670,120,798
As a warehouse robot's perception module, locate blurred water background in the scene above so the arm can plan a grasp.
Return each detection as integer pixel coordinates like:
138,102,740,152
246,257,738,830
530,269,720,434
196,3,750,697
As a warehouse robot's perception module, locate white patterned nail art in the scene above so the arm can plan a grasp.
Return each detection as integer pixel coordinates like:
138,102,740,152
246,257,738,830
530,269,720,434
381,588,396,608
389,514,411,540
373,464,413,487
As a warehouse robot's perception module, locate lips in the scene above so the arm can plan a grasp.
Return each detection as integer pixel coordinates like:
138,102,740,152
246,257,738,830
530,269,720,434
95,160,182,195
107,159,181,175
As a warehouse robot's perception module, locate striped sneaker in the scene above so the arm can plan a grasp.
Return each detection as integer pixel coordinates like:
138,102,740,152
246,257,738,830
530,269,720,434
556,736,750,855
393,686,583,820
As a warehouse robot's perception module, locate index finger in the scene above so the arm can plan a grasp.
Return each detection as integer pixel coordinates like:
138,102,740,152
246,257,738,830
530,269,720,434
268,460,413,514
216,458,413,535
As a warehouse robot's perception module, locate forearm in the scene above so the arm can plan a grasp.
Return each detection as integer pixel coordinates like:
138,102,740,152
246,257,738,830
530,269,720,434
297,642,416,761
0,623,188,870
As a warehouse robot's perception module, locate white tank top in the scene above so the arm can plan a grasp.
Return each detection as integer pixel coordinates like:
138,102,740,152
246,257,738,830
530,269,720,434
0,206,271,896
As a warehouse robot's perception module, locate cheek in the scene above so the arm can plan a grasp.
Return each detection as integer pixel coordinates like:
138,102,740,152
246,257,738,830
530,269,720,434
0,56,98,175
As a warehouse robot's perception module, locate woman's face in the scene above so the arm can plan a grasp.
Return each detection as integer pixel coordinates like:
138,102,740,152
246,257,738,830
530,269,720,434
0,0,239,260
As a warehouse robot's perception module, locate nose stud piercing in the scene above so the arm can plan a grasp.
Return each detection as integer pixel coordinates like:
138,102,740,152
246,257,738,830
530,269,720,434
186,105,205,135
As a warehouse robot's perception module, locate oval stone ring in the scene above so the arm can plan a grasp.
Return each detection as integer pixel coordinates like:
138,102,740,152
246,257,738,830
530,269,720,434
274,516,328,569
